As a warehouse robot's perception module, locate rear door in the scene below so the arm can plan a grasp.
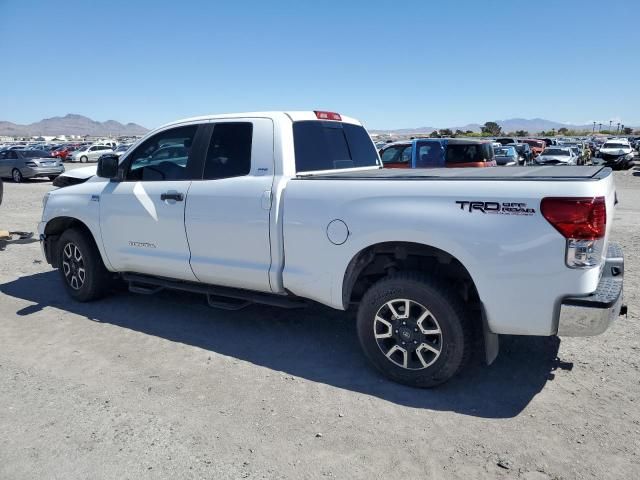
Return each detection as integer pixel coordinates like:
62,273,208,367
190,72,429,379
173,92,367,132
185,118,274,292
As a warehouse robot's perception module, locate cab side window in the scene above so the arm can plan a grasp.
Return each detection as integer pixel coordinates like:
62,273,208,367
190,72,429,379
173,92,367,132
125,125,198,181
202,123,252,180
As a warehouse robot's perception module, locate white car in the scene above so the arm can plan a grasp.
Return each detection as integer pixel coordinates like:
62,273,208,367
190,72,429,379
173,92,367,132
598,141,635,170
38,110,625,388
70,145,114,163
535,147,577,165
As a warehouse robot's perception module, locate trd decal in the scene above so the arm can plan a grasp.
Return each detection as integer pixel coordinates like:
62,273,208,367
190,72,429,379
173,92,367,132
456,201,535,215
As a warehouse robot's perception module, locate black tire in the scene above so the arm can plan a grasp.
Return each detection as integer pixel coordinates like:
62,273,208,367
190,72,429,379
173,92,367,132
49,175,59,181
12,168,23,183
357,272,472,388
57,228,111,302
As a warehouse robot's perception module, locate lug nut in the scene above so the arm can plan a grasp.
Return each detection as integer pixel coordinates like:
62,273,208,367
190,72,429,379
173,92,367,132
402,321,406,325
402,342,406,345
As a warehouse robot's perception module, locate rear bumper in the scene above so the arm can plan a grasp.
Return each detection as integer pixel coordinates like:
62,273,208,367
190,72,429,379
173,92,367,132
557,243,626,336
23,166,65,178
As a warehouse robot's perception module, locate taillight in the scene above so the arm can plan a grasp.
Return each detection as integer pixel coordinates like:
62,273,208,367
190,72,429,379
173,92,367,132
541,197,607,269
314,110,342,121
541,197,606,240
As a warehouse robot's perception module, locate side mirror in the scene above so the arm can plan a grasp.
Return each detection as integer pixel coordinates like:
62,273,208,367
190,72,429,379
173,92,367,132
97,154,120,180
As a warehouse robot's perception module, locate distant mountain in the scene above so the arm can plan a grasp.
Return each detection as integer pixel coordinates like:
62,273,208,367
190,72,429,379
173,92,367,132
0,114,148,136
371,118,609,136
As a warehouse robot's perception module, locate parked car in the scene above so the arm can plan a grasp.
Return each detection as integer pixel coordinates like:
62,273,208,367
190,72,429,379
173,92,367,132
520,139,546,157
538,138,558,147
70,145,114,163
504,143,533,165
52,145,79,161
493,146,518,166
380,138,496,168
0,149,65,182
113,144,132,158
495,137,519,146
534,147,577,165
38,110,625,388
52,165,96,188
598,141,635,170
561,142,591,165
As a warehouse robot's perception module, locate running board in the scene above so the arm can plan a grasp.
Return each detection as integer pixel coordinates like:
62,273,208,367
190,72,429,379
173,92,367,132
122,273,307,310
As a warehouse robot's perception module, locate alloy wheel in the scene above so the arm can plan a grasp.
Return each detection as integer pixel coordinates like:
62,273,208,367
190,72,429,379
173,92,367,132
373,299,443,370
62,242,86,290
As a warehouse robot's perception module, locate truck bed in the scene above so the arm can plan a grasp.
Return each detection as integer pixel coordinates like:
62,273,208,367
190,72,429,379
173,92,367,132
297,166,610,181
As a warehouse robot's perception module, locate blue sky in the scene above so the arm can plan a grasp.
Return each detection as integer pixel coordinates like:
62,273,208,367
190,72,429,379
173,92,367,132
1,0,638,130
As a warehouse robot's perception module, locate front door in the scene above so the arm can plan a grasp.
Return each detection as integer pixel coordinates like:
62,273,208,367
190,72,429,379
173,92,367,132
99,124,203,281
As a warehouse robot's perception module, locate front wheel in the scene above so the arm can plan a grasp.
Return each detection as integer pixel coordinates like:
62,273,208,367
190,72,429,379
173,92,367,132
357,272,472,388
80,156,88,163
57,229,111,302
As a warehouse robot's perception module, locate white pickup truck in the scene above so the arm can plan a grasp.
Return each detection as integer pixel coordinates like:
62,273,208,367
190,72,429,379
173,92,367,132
39,111,626,387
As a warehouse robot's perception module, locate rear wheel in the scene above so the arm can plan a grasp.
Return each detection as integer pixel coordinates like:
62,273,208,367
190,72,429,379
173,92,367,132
80,155,88,163
357,272,472,388
12,168,23,183
57,229,111,302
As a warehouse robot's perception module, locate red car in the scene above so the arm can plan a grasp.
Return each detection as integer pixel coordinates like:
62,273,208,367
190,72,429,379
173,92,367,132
520,138,546,157
52,145,79,161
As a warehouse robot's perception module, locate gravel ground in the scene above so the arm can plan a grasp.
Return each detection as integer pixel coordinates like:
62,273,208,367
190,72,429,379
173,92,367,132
0,164,638,480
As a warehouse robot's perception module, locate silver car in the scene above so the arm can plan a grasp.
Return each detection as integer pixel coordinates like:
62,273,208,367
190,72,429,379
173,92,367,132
0,149,65,183
534,147,577,166
70,145,114,163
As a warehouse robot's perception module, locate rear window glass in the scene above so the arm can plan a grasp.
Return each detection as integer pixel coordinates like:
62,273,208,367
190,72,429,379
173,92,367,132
20,150,50,158
293,121,379,173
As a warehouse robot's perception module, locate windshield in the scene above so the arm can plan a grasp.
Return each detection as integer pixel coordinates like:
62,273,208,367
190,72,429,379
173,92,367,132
542,149,569,156
293,121,379,173
603,143,627,149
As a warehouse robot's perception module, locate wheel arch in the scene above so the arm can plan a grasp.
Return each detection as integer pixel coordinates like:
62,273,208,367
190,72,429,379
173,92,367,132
44,216,108,269
341,241,498,364
342,241,480,308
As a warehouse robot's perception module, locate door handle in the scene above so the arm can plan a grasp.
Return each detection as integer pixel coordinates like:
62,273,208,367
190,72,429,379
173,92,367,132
161,192,184,202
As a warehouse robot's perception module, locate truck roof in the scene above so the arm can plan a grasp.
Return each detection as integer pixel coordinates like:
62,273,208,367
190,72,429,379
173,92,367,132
155,111,363,131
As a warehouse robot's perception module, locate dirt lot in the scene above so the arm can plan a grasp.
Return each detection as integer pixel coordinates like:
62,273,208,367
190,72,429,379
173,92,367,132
0,165,638,480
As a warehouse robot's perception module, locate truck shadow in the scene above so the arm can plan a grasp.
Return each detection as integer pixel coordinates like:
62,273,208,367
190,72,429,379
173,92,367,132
0,271,566,419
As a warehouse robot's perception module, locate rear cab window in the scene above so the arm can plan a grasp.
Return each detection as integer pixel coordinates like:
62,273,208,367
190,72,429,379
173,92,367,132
293,121,379,173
